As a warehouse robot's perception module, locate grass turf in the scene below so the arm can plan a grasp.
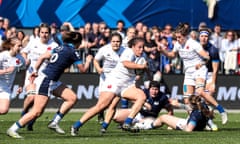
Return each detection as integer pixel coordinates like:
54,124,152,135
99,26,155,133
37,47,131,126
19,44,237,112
0,112,239,144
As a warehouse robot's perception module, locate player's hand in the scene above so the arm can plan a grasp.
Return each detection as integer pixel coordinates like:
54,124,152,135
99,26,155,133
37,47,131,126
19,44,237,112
86,55,93,63
29,72,38,84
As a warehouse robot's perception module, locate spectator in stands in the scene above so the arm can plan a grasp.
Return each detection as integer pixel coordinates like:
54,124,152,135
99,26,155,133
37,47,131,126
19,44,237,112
17,30,29,48
137,30,145,38
4,28,15,40
86,22,100,54
84,22,91,35
158,37,171,73
10,27,17,38
29,26,40,42
221,30,238,74
210,24,223,50
189,30,198,40
210,24,223,73
122,27,136,48
50,23,58,36
78,26,88,50
135,22,143,33
0,17,4,40
115,20,126,39
98,22,108,47
144,31,157,56
142,25,149,34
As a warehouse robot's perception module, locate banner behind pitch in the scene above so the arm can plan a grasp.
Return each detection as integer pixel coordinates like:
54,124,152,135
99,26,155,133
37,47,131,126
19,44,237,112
11,72,240,109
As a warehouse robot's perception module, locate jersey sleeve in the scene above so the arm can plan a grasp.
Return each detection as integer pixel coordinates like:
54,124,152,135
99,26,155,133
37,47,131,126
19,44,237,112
120,48,134,62
94,46,105,61
72,50,83,65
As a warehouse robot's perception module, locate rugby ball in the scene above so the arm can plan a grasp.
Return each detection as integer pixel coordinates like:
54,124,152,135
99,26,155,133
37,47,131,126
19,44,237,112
135,56,146,75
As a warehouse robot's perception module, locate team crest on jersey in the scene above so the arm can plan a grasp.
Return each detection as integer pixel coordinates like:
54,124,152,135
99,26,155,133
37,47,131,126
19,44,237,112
47,47,52,51
186,45,189,49
107,85,112,89
16,59,20,65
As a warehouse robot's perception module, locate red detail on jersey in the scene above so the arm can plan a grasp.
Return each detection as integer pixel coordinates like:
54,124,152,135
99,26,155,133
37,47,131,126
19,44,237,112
186,45,189,49
107,85,112,89
47,47,52,50
16,59,20,65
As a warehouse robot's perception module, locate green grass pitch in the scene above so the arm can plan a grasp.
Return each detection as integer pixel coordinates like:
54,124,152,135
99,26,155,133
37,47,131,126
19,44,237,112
0,111,240,144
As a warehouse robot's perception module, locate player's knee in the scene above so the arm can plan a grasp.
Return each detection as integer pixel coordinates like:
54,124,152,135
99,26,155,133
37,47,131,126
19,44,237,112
0,107,9,115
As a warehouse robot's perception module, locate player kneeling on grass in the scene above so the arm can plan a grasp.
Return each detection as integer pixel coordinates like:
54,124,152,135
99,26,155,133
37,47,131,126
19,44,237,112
108,81,173,131
147,95,213,132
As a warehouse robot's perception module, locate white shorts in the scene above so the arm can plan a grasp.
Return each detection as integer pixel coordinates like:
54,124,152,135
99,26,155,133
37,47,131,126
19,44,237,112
0,91,11,100
184,66,207,86
176,118,187,130
101,76,135,96
206,72,213,84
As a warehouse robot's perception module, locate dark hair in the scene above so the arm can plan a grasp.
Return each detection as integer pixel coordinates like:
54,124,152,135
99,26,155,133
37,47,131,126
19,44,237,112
39,23,51,33
149,81,160,89
117,20,125,26
189,95,214,119
175,23,190,36
110,32,122,43
128,37,145,48
62,31,82,48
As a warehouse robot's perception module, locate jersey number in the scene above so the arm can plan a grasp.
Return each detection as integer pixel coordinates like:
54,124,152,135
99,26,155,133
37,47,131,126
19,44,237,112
50,53,59,63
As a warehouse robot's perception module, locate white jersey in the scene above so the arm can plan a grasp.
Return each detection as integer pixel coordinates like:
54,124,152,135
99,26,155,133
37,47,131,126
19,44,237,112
0,51,25,93
95,44,125,92
108,47,137,82
173,38,204,71
95,44,125,74
21,39,58,87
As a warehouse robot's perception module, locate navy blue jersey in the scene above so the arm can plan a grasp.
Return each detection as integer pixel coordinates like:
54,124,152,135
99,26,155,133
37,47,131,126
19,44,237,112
187,109,208,131
204,43,220,72
140,89,170,118
43,44,83,81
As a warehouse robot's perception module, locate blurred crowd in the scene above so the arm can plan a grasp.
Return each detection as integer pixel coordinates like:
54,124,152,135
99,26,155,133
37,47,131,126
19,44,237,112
0,16,240,75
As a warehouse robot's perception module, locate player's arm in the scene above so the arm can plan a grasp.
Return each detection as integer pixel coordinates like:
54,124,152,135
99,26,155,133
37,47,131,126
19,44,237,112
212,61,219,81
77,55,93,73
184,122,195,132
34,51,52,72
0,66,14,74
93,58,103,74
158,45,177,58
122,60,147,70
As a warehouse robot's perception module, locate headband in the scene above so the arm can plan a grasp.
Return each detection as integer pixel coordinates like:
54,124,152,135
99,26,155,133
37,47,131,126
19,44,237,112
199,30,209,36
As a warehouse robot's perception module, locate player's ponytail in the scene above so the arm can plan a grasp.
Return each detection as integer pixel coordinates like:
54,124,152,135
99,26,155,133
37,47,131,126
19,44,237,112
189,95,214,119
62,32,82,48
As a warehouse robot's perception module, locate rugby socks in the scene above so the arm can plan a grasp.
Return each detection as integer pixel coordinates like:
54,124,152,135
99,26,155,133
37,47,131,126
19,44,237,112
73,121,83,129
52,111,64,124
216,104,225,113
9,121,23,131
102,122,109,129
124,117,133,125
21,111,26,117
